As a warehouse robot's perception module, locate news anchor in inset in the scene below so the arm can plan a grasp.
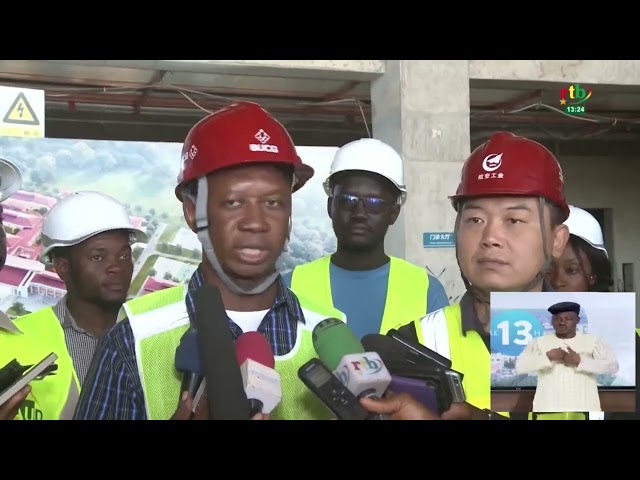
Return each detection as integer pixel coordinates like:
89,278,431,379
515,301,619,413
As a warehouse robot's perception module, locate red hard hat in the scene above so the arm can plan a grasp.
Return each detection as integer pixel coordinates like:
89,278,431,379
449,131,569,221
175,101,314,200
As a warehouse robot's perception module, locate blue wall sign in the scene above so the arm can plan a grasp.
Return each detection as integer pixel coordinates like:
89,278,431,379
423,232,455,248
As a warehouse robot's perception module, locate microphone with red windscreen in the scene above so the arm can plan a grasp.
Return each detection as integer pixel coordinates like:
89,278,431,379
234,332,282,417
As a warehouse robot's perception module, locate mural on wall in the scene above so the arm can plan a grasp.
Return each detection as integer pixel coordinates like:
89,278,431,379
0,137,337,318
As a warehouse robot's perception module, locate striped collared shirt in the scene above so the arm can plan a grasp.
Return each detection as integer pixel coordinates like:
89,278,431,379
73,268,306,420
53,296,101,387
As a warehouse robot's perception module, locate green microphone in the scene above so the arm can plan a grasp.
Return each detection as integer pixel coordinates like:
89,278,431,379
312,318,365,371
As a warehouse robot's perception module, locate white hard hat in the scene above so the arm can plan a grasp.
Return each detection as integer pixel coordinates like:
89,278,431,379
0,158,23,202
39,191,148,264
563,205,608,257
323,138,407,205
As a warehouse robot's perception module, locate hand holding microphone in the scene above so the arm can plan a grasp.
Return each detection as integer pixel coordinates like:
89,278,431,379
360,332,502,420
0,385,30,420
174,326,280,419
173,328,208,420
296,318,392,420
359,391,440,420
171,391,209,420
360,393,474,420
362,329,475,415
301,318,447,421
312,318,391,400
175,328,203,398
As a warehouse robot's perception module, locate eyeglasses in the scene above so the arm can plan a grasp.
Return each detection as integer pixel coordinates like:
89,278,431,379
332,193,395,215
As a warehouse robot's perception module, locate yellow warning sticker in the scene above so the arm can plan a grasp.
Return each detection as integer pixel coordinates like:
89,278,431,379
3,92,40,125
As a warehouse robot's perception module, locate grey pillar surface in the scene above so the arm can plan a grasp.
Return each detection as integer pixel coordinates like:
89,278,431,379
371,60,471,303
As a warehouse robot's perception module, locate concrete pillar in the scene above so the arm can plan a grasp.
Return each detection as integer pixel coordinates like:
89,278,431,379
371,60,471,303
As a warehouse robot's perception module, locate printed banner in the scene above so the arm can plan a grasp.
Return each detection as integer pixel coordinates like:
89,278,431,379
0,137,337,318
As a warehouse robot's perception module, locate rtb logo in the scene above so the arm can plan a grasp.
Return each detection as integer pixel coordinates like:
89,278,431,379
350,356,383,374
559,84,592,106
335,355,383,385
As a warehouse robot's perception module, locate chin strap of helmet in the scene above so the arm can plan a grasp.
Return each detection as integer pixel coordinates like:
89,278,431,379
188,176,281,296
523,197,553,291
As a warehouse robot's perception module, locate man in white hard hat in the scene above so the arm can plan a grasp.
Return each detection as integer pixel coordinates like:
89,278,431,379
284,138,450,340
0,190,147,420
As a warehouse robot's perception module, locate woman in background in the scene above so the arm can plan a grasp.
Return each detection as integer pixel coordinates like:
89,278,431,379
546,205,613,293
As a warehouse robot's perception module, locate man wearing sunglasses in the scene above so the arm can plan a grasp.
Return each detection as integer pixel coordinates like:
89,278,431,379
283,138,449,340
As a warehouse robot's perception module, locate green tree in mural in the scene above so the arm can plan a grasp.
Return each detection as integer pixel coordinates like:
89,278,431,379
11,302,27,316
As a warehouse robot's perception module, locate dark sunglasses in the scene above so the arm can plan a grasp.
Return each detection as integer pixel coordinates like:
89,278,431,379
333,193,394,215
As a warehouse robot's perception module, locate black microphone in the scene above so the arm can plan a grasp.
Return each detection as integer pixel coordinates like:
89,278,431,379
361,333,461,414
191,284,251,420
174,328,203,399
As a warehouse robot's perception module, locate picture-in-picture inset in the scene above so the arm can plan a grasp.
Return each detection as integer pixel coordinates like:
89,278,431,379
490,291,636,414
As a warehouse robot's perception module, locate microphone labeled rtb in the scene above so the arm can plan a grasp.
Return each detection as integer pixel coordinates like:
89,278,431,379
235,332,282,416
312,318,391,399
334,354,389,399
298,357,381,420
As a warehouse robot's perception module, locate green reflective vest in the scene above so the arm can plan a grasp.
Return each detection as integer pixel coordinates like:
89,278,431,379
118,284,345,420
0,307,81,420
412,304,490,411
290,255,429,334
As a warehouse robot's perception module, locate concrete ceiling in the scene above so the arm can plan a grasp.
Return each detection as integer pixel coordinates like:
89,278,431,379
0,60,638,156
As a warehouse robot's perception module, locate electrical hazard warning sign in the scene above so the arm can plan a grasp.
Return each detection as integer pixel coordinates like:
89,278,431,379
0,86,45,138
4,92,40,125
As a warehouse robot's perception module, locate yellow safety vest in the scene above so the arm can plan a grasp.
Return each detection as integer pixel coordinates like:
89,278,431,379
118,284,346,420
0,308,81,420
412,304,490,411
290,255,429,334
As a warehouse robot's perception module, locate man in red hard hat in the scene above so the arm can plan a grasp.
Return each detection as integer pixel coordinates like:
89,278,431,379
74,102,343,420
395,131,571,419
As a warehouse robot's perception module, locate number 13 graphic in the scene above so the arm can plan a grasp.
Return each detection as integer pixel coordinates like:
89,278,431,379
490,310,543,356
496,320,533,346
